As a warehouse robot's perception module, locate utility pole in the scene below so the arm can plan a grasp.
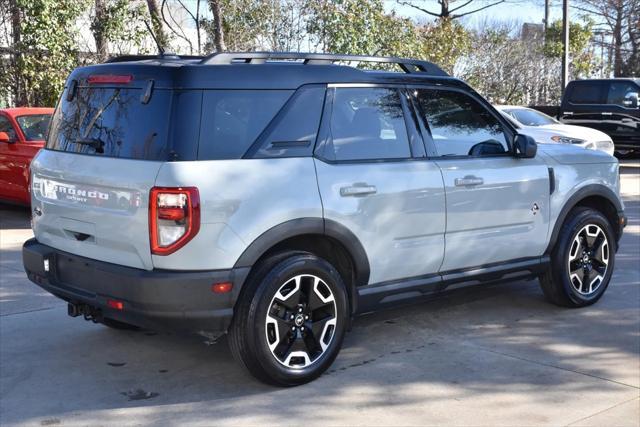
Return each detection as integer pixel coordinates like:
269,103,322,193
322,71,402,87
561,0,569,95
544,0,550,32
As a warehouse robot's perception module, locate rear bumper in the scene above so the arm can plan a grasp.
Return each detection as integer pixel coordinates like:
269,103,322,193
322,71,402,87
22,238,249,335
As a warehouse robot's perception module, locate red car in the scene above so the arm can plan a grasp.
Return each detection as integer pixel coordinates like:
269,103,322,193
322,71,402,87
0,107,54,205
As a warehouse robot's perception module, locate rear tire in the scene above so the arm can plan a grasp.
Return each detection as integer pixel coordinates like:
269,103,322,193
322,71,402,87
539,207,615,307
229,251,348,386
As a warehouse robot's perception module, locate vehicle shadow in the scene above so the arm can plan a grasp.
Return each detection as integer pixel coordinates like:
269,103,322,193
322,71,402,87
1,199,638,425
0,203,31,230
3,266,638,425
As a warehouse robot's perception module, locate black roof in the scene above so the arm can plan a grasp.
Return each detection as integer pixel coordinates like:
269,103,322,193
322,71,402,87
69,52,467,91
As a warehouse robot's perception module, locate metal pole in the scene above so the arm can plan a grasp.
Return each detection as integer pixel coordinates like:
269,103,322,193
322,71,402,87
561,0,570,95
544,0,550,32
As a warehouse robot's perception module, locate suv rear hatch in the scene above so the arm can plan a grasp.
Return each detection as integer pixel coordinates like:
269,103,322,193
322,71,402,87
31,64,192,270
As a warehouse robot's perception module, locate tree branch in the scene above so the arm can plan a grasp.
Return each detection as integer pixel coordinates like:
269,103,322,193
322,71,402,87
449,0,474,14
396,1,443,18
452,0,506,19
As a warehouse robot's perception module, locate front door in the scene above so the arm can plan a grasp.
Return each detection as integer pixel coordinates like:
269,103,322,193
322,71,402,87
412,87,550,272
314,86,446,285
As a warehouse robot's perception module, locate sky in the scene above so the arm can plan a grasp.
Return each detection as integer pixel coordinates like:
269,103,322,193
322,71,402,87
174,0,586,28
386,0,584,27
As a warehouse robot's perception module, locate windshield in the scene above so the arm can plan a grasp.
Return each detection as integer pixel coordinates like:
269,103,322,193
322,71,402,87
504,108,558,126
16,114,52,141
47,87,172,160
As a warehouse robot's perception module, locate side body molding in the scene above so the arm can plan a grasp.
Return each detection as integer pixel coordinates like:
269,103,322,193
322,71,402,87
233,218,371,287
546,183,624,253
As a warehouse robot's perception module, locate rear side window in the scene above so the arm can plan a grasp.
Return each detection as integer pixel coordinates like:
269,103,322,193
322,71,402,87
198,90,292,160
248,86,326,158
568,82,603,104
47,87,173,160
606,81,639,107
324,87,411,161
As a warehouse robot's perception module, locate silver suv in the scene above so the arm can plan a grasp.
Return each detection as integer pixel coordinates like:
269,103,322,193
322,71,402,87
23,52,626,386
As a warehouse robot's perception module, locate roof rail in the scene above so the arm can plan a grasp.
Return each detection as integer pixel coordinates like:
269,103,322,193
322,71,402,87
200,52,449,76
105,54,204,63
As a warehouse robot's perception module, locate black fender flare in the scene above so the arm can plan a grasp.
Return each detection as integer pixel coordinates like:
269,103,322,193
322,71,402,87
546,184,624,253
233,218,371,287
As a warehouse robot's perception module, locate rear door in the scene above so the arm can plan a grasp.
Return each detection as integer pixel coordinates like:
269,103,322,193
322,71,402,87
314,85,446,285
31,76,181,270
412,87,550,271
560,81,607,130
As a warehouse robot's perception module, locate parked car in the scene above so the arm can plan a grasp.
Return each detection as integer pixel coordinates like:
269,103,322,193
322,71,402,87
559,78,640,157
496,105,614,156
0,107,54,205
23,52,626,386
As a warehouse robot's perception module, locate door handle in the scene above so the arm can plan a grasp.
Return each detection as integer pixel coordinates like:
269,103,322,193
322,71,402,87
340,184,377,197
455,176,484,187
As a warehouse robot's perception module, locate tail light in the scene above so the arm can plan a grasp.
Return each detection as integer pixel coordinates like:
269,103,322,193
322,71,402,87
149,187,200,255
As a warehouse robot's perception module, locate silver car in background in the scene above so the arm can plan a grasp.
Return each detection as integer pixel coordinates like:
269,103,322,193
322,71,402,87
497,105,615,156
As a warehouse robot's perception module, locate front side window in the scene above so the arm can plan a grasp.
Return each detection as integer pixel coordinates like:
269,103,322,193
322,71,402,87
0,115,17,141
16,114,52,141
606,82,639,107
415,89,509,157
326,87,411,161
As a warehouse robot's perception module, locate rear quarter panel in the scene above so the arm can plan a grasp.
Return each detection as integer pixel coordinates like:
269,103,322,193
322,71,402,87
152,158,322,270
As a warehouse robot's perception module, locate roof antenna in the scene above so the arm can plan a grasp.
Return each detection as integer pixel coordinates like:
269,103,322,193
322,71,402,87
144,20,165,56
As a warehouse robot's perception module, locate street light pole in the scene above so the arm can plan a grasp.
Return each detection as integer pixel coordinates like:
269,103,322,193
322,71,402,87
561,0,570,95
544,0,550,32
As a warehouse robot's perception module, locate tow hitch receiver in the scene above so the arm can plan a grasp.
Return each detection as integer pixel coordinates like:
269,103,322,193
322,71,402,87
68,303,103,323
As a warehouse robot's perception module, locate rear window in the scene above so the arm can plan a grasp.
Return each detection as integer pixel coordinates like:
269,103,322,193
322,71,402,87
16,114,52,141
568,82,603,104
47,87,173,160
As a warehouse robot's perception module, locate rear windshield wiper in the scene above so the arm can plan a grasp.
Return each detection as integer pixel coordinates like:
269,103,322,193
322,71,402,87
75,137,104,153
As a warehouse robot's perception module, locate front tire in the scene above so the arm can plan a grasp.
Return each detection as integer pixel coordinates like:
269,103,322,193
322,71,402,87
539,207,616,307
229,252,348,386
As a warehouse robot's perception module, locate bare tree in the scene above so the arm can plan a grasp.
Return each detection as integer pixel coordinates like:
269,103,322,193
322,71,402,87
92,0,109,61
146,0,169,52
575,0,640,76
396,0,507,20
8,0,25,105
160,0,204,55
208,0,226,52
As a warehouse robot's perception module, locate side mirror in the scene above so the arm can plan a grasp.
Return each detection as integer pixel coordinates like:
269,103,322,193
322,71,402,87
623,92,639,108
0,132,12,143
514,134,537,158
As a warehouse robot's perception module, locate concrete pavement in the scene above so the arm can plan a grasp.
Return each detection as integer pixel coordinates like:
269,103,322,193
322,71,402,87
0,162,638,426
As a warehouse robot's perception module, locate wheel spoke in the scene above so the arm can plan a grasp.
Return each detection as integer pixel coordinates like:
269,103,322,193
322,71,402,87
266,313,292,352
569,260,583,276
591,233,605,254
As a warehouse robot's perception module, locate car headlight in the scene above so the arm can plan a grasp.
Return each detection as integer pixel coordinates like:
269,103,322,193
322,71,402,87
550,135,586,144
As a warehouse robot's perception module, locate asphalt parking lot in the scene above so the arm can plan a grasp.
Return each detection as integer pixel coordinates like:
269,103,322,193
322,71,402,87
1,162,638,426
